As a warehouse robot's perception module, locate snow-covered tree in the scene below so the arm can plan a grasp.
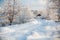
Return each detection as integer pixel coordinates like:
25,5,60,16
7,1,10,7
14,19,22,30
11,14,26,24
48,0,60,21
0,0,35,25
3,0,22,25
14,7,35,24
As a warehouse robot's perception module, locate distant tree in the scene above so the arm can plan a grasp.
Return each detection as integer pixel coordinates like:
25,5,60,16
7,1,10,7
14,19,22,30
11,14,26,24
15,7,35,24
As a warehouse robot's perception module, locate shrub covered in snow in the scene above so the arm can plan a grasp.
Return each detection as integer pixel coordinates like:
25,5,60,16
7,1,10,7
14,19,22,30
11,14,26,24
13,7,35,24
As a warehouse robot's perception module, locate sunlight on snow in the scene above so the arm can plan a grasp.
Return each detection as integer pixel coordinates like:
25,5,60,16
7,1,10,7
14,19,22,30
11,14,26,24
32,19,41,24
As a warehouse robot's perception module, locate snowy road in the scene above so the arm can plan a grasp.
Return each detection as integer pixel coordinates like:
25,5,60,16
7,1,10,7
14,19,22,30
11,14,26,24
0,19,60,40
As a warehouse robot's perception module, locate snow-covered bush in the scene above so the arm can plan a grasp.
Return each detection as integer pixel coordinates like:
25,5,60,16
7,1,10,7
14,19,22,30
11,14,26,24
13,7,35,24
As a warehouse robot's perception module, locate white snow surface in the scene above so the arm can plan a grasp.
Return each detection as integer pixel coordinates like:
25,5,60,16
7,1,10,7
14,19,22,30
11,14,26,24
0,19,60,40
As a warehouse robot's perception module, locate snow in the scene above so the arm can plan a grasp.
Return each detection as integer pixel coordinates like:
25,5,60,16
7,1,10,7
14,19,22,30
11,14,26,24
0,19,60,40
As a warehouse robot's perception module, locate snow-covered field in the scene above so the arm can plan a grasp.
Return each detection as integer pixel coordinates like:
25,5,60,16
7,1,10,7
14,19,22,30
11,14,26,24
0,19,60,40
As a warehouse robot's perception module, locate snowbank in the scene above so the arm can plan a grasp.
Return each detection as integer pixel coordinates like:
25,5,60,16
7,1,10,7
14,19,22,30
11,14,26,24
0,19,60,40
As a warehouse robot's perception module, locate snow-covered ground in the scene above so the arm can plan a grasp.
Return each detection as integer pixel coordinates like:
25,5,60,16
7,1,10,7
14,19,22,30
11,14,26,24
0,19,60,40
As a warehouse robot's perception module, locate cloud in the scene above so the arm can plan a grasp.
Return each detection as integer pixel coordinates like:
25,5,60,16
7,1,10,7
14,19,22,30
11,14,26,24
21,0,47,10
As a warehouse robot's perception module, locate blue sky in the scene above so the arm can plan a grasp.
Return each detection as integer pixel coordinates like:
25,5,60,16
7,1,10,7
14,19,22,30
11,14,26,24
0,0,3,2
0,0,47,10
0,0,4,4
